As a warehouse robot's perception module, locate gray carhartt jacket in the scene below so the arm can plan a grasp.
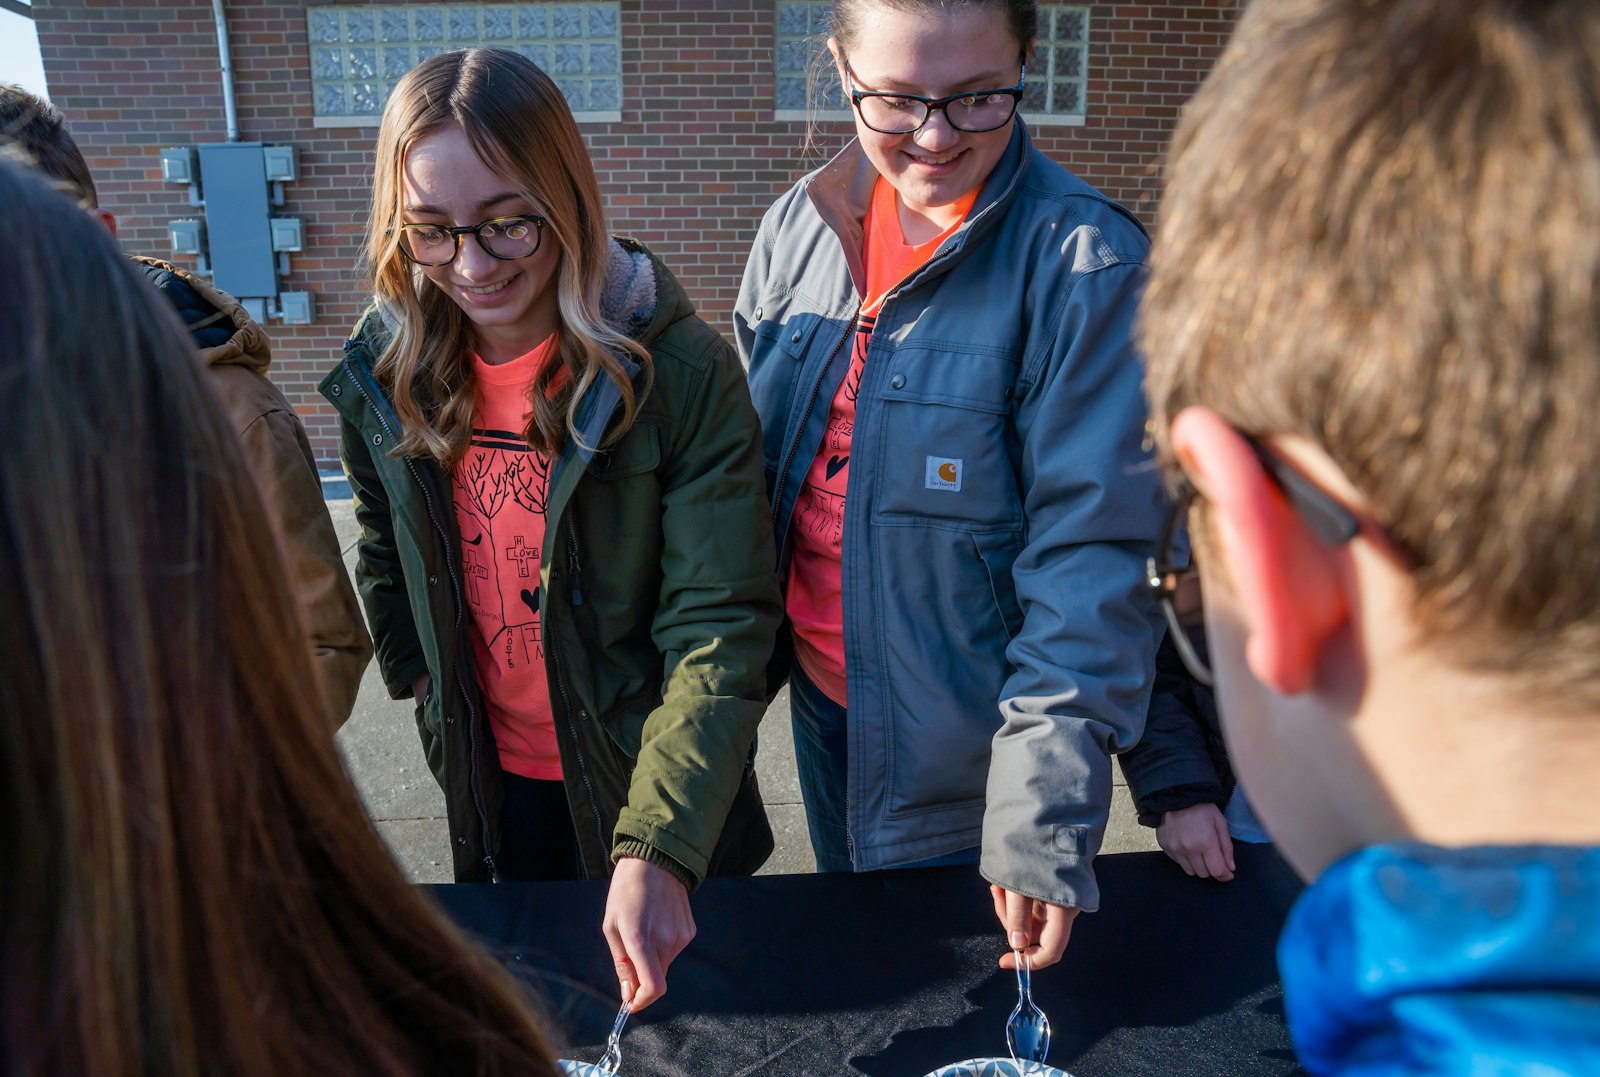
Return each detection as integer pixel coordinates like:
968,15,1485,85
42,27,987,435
736,122,1165,911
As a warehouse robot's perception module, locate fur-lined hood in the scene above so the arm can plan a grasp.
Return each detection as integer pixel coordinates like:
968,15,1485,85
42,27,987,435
132,255,272,375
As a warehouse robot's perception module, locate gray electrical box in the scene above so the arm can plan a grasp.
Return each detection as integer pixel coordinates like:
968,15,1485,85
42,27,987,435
280,291,315,326
162,140,317,324
160,147,196,184
169,218,205,255
270,217,304,253
198,142,276,299
262,144,298,183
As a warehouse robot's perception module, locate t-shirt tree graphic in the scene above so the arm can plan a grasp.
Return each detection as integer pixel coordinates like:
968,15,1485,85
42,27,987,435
457,435,552,671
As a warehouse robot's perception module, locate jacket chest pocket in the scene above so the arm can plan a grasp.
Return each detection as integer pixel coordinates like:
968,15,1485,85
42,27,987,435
747,290,851,476
568,422,664,626
868,344,1022,527
590,420,662,481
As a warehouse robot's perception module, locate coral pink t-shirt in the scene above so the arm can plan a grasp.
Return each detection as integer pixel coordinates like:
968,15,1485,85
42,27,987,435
786,178,979,706
453,336,563,780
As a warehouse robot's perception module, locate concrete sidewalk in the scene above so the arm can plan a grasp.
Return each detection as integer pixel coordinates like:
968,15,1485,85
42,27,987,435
327,498,1158,883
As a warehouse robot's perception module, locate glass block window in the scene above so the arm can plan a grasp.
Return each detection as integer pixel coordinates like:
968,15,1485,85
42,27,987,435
772,1,1088,122
773,1,842,115
1024,6,1089,119
308,3,623,124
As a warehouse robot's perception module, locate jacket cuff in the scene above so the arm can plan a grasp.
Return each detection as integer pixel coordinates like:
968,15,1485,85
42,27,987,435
1135,782,1226,828
613,841,697,892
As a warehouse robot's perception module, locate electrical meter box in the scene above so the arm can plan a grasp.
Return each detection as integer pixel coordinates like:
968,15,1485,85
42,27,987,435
169,218,205,255
279,291,316,326
270,217,304,253
262,144,298,182
198,142,276,299
160,147,196,185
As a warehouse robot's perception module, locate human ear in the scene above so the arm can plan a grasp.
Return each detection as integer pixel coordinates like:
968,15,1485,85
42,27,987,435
92,208,118,238
826,37,848,89
1169,407,1349,695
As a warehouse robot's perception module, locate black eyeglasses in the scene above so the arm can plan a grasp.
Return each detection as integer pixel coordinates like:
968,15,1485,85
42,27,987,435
395,214,547,267
844,59,1025,134
1147,435,1362,685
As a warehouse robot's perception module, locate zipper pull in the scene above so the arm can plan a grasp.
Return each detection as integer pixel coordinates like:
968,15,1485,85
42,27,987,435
567,518,584,606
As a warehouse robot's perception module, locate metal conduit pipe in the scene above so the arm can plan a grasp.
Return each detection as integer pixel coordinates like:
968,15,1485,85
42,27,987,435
213,0,240,141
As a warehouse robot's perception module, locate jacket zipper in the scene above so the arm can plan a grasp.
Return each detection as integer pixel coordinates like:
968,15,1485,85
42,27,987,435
765,307,861,867
548,514,607,877
770,306,861,548
566,516,585,607
342,351,499,882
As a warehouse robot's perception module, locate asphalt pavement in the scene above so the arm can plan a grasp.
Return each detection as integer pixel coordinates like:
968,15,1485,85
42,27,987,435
326,496,1159,883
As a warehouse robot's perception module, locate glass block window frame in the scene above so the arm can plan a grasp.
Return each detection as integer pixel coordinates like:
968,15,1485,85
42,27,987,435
307,3,623,127
772,1,1087,126
773,1,842,120
1022,6,1089,124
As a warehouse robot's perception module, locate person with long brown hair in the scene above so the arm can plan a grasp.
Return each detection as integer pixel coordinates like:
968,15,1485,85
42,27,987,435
322,48,780,1011
0,82,373,732
0,154,562,1075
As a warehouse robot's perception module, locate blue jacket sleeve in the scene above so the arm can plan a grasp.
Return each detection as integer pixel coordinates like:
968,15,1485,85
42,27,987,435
979,261,1167,912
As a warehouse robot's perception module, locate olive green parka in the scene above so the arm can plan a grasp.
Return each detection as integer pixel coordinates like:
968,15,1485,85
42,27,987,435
321,238,779,885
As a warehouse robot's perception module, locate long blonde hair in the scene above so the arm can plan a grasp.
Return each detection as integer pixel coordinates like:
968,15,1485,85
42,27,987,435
0,156,562,1076
366,48,648,461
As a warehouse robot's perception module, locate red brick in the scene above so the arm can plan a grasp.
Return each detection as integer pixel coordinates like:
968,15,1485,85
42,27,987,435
38,0,1240,462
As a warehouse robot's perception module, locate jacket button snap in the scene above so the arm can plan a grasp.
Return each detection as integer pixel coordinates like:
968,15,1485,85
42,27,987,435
446,716,455,725
455,835,467,846
753,306,762,320
890,374,906,389
790,331,802,343
427,574,438,586
372,433,383,446
330,382,342,396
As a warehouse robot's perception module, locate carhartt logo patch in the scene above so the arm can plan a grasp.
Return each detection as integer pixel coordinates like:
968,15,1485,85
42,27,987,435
925,456,963,492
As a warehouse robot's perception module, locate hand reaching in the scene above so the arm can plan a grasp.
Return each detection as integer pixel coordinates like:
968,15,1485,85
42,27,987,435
1157,803,1236,881
602,857,696,1011
990,884,1081,971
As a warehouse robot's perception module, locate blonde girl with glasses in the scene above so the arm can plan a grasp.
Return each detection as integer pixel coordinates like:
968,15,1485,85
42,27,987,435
323,47,781,1012
737,0,1167,974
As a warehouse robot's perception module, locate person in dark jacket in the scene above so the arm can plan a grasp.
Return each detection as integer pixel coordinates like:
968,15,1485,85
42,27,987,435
324,48,780,1012
0,83,372,729
1119,630,1269,882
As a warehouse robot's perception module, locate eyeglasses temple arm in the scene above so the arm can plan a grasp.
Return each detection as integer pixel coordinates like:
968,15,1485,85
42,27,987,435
1249,440,1361,547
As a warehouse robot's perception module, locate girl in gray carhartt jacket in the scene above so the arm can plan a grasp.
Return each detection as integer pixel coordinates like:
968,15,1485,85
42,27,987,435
736,0,1167,970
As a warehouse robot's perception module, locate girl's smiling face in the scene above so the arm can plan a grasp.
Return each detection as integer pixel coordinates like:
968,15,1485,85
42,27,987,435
831,5,1025,234
401,122,562,363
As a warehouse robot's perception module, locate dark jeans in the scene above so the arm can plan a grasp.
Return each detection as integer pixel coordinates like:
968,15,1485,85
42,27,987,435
788,663,979,873
497,771,581,882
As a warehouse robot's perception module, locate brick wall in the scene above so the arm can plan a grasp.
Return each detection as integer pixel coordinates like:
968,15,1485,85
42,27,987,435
35,0,1240,463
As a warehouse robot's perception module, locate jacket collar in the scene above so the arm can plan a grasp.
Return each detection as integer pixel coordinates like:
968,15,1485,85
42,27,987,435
802,119,1034,295
1279,842,1600,1073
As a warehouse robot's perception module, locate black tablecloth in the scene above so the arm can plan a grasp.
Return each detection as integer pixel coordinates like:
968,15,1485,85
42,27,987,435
426,845,1307,1076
